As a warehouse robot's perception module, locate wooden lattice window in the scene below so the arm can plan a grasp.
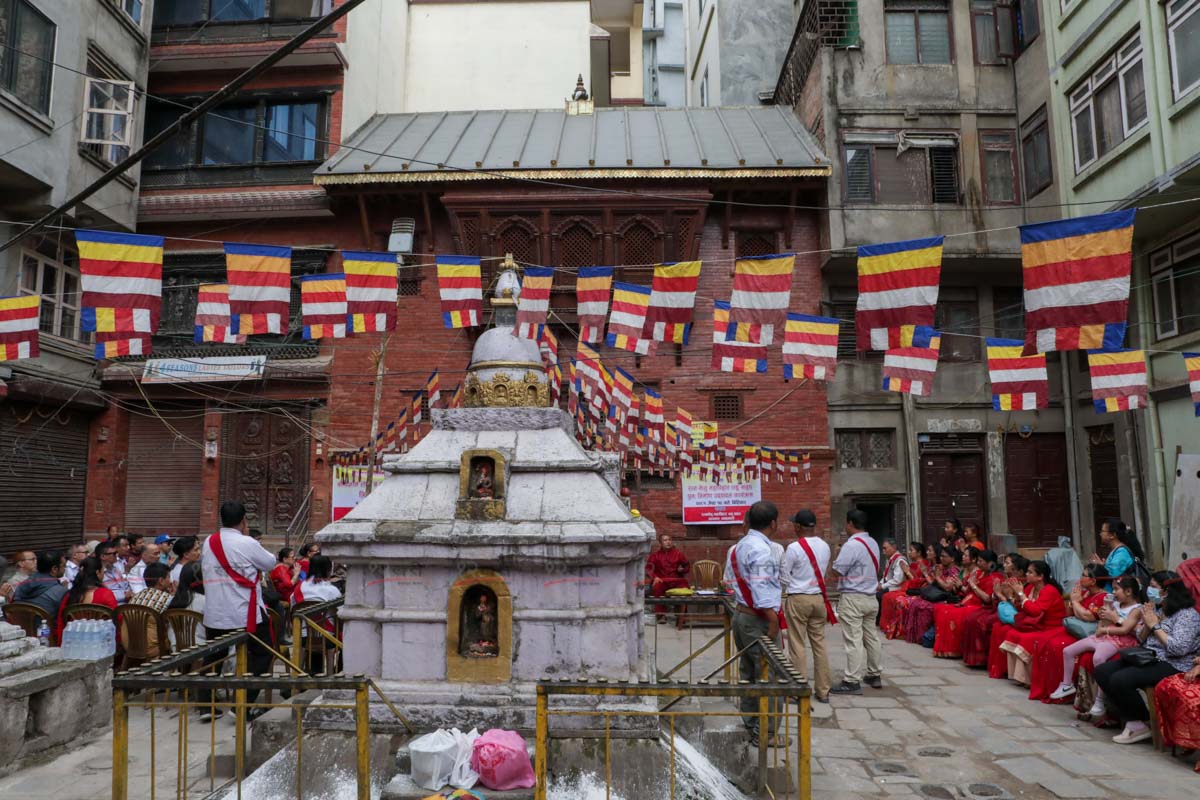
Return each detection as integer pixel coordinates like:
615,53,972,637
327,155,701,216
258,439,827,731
493,219,538,288
557,223,600,269
712,394,744,420
836,430,896,470
458,217,480,255
618,222,662,279
676,216,694,260
737,232,777,258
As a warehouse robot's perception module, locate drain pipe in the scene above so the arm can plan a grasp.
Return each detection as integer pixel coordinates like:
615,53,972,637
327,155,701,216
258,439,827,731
1061,359,1083,551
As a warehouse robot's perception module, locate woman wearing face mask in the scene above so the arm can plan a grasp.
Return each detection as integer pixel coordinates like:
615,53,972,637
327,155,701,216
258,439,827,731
1094,571,1200,744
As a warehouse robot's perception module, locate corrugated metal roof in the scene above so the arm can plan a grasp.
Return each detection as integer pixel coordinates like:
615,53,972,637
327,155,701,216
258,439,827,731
316,106,829,184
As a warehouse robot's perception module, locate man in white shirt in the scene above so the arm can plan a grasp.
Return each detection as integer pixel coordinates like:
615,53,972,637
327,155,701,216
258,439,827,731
62,543,88,587
198,500,277,721
723,501,785,747
97,541,131,602
877,538,908,620
830,509,884,695
125,544,161,594
780,509,833,702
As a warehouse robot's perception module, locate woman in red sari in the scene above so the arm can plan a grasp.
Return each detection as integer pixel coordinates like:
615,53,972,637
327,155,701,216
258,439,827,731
902,545,962,645
993,561,1066,682
1027,564,1109,702
1155,655,1200,772
933,549,1001,658
880,543,928,639
54,556,118,642
960,553,1027,667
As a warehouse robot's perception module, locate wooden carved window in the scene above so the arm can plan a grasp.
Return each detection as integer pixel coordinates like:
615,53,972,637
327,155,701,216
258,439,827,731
736,232,777,258
617,222,662,280
493,219,538,288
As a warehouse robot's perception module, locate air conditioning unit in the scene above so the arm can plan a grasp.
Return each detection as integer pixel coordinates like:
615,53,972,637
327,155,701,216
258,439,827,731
388,218,416,254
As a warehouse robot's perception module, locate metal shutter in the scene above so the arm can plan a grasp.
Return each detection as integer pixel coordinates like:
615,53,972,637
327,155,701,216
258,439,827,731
0,401,90,553
124,411,204,534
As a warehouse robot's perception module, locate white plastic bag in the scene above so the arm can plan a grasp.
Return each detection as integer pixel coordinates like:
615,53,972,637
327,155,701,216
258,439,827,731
409,729,457,790
449,727,481,789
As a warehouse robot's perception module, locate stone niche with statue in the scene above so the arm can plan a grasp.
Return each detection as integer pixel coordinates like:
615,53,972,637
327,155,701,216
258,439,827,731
314,269,655,731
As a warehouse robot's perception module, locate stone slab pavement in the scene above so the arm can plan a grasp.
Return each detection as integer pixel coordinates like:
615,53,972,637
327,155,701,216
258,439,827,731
650,616,1200,799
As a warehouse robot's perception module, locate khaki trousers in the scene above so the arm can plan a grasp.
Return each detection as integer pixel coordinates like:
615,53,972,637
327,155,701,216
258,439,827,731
783,594,832,698
837,592,882,684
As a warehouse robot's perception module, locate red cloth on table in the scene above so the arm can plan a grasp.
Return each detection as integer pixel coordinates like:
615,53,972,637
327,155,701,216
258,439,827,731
933,570,1000,658
1154,673,1200,770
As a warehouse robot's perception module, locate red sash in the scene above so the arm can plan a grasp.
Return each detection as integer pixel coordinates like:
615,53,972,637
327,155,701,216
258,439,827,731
209,531,260,634
797,538,837,625
729,544,767,619
884,552,901,581
853,535,880,576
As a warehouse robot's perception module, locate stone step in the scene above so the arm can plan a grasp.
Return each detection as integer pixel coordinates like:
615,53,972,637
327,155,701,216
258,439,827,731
381,773,534,800
0,647,58,678
0,636,38,660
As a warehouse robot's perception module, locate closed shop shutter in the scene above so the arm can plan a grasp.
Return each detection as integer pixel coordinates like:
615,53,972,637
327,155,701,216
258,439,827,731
124,411,204,534
0,401,90,554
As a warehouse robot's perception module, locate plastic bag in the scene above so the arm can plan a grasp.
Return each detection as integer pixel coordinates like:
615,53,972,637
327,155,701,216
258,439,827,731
410,729,458,790
449,728,480,789
470,729,535,790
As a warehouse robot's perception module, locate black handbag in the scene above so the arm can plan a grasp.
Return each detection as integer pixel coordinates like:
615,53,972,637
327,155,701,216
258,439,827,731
919,586,953,603
1118,646,1157,667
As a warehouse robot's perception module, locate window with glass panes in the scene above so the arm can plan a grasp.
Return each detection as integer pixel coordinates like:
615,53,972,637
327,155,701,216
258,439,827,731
1069,33,1147,173
1150,231,1200,340
0,0,55,114
83,57,135,166
18,244,82,342
980,130,1018,204
991,286,1026,341
884,0,952,64
142,96,324,168
1021,107,1053,199
935,288,980,361
843,137,960,204
154,0,331,25
1168,0,1200,100
972,1,1002,64
836,430,896,470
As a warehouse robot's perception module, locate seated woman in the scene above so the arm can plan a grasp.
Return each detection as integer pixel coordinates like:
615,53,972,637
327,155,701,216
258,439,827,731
933,549,1001,659
1089,518,1144,582
55,556,117,642
1047,575,1144,715
963,553,1028,668
902,545,962,645
1027,563,1109,703
963,523,986,552
1154,655,1200,771
1095,570,1200,744
993,561,1065,681
880,543,928,639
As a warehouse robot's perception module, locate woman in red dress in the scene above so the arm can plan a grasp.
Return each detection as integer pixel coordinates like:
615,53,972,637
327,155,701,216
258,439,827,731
1027,564,1109,702
963,553,1028,668
902,545,962,645
933,549,1001,658
880,543,928,639
994,561,1066,682
1154,655,1200,772
55,556,118,641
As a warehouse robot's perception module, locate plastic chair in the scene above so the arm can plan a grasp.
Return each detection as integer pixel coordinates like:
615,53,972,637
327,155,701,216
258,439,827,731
62,603,117,625
163,608,203,652
690,560,722,591
3,601,50,639
116,604,169,670
291,600,341,676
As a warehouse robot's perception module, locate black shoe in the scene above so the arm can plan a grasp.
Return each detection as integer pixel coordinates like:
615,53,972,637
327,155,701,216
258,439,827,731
245,706,268,722
864,675,883,689
198,709,224,723
829,681,862,695
814,694,830,704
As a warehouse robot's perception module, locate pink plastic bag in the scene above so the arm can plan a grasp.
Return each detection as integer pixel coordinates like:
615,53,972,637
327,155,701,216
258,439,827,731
469,729,535,791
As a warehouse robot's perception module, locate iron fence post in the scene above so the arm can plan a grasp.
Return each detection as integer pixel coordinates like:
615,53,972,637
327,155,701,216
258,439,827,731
112,687,129,800
356,678,370,800
235,641,248,800
535,687,548,800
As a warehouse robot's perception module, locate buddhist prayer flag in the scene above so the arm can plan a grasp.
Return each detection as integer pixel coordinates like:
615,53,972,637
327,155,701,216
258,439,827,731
95,337,148,359
538,325,558,373
0,295,40,361
575,341,605,396
1186,353,1200,417
644,388,665,441
223,243,291,335
644,260,701,343
436,255,483,328
411,391,424,426
300,274,348,340
675,407,694,440
855,236,943,350
342,251,398,333
783,312,840,380
76,230,164,338
712,300,768,373
1020,209,1135,354
803,452,812,482
729,254,795,328
1087,349,1148,413
606,281,652,354
788,452,800,485
576,266,614,344
449,383,464,409
193,283,243,344
517,265,554,338
882,327,942,396
611,367,635,416
426,371,442,408
986,338,1049,411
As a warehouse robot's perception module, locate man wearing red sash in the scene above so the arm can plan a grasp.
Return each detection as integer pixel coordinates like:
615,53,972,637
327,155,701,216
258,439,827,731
722,501,785,747
830,509,884,695
198,501,277,721
780,509,833,703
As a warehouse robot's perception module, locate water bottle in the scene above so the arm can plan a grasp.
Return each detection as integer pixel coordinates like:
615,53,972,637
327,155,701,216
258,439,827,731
37,620,51,647
62,622,75,658
84,621,98,659
105,621,116,657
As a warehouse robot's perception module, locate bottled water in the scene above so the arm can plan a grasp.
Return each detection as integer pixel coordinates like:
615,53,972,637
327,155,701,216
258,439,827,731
37,620,51,647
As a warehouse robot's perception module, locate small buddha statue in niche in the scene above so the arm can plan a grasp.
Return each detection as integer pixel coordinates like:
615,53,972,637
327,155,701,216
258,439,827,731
460,587,499,658
469,458,495,499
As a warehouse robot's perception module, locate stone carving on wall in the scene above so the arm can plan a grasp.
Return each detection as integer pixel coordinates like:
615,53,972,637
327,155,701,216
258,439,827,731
464,370,550,408
457,449,507,520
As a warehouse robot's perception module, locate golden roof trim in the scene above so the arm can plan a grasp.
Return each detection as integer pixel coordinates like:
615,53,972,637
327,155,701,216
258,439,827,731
315,166,831,186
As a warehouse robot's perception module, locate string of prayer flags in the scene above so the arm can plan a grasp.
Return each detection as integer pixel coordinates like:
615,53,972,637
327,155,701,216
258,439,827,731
611,367,635,416
538,325,558,374
448,384,465,409
575,342,606,396
855,236,943,350
225,243,291,335
783,312,840,380
1186,353,1200,417
425,371,442,409
342,251,398,333
77,230,163,351
606,281,653,354
788,452,800,484
1020,209,1135,355
551,361,563,407
803,452,812,482
567,363,579,416
645,260,702,344
712,300,767,373
396,409,409,453
436,255,483,328
644,388,665,441
0,295,39,361
986,338,1049,411
516,265,554,338
743,443,759,480
300,274,348,340
1087,349,1148,413
194,284,244,344
675,407,694,441
728,254,795,329
882,327,942,396
576,266,614,343
410,390,425,426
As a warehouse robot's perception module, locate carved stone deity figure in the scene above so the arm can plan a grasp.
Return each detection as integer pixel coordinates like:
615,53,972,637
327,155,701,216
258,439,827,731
460,586,499,658
469,458,495,499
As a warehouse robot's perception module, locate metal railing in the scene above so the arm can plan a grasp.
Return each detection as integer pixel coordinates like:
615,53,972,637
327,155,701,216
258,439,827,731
284,486,315,548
